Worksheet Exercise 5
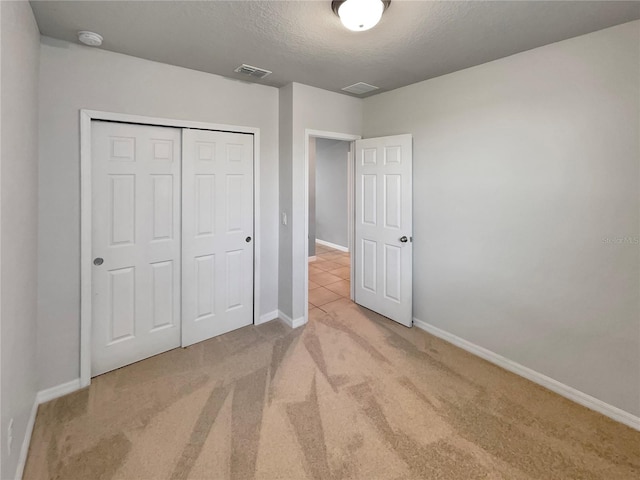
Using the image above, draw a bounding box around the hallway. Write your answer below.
[309,244,351,312]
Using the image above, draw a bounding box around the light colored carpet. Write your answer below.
[24,248,639,479]
[25,302,639,479]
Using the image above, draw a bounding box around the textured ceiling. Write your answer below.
[30,1,640,97]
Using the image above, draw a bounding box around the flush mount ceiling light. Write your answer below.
[332,0,390,32]
[77,31,103,47]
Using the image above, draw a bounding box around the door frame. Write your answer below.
[304,129,361,324]
[80,109,261,387]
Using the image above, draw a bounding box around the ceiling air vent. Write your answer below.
[341,82,379,95]
[234,64,272,79]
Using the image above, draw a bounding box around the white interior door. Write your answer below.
[181,129,254,346]
[354,134,413,326]
[91,121,181,376]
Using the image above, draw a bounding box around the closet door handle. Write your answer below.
[246,236,252,243]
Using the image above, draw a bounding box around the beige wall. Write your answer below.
[1,1,40,478]
[38,37,279,390]
[279,83,362,321]
[363,21,640,415]
[278,84,294,318]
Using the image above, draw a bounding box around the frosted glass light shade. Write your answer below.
[338,0,385,32]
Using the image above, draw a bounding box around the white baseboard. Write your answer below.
[278,310,306,329]
[308,256,317,262]
[256,310,279,325]
[291,317,306,328]
[36,378,82,404]
[316,239,349,253]
[412,318,640,431]
[14,398,39,480]
[16,378,83,479]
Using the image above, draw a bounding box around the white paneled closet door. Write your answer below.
[181,129,254,347]
[355,134,413,327]
[91,121,182,376]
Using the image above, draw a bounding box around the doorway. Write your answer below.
[308,136,353,312]
[300,129,361,323]
[303,130,414,327]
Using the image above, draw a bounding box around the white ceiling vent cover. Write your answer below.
[234,64,272,79]
[342,82,379,95]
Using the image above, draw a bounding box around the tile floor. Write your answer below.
[308,243,351,313]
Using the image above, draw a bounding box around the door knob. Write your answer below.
[399,236,408,243]
[93,257,104,266]
[246,236,252,243]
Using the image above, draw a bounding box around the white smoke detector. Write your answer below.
[78,31,103,47]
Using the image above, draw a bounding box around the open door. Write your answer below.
[354,134,413,326]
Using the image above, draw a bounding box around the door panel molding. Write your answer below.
[355,134,413,326]
[80,109,261,387]
[92,122,182,376]
[181,129,254,346]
